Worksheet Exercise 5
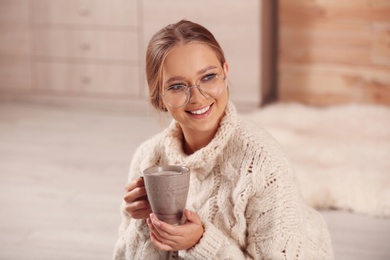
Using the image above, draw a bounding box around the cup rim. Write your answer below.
[143,165,190,176]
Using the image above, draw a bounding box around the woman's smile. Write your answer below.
[186,104,213,118]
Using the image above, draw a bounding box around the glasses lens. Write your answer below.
[199,74,226,98]
[163,85,189,108]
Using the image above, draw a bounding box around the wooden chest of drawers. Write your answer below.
[32,0,140,98]
[0,0,32,91]
[0,0,142,98]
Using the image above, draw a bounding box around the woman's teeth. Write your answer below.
[190,105,210,115]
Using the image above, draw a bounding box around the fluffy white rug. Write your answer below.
[244,103,390,218]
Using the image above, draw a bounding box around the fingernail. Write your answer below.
[152,217,160,226]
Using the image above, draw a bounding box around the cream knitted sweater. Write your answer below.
[113,102,334,259]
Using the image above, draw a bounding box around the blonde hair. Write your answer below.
[146,20,226,112]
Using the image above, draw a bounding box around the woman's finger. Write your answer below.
[124,177,144,192]
[150,231,173,251]
[124,199,150,213]
[124,186,147,203]
[149,214,180,238]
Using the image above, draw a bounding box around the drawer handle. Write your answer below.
[78,7,91,17]
[80,76,91,84]
[79,41,91,51]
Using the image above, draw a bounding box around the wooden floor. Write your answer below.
[1,99,389,259]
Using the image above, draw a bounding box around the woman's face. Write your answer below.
[161,43,229,139]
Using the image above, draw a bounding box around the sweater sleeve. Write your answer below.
[245,156,334,259]
[113,137,169,260]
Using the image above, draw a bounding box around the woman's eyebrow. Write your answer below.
[197,65,217,75]
[164,65,218,85]
[164,76,185,85]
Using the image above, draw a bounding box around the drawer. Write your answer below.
[33,0,138,27]
[0,0,30,25]
[0,57,31,90]
[35,61,140,96]
[0,26,31,57]
[34,29,138,61]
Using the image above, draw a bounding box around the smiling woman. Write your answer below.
[113,20,334,260]
[161,43,229,154]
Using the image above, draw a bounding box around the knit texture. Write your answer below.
[113,102,334,259]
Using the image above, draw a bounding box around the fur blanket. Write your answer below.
[244,103,390,218]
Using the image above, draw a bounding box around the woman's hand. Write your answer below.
[123,177,152,219]
[147,209,204,251]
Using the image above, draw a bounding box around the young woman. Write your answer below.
[113,20,333,259]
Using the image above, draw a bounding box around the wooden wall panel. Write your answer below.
[278,0,390,106]
[279,64,390,105]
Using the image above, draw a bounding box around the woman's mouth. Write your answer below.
[189,105,211,115]
[186,104,213,118]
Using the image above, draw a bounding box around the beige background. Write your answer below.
[0,0,262,109]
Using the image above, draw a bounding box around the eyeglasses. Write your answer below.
[161,72,227,108]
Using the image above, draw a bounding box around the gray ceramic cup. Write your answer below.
[143,165,190,225]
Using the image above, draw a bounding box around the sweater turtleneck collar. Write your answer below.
[161,101,238,180]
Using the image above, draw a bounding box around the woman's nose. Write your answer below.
[188,86,206,103]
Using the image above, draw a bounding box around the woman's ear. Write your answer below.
[223,62,229,77]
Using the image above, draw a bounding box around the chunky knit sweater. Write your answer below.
[113,102,334,259]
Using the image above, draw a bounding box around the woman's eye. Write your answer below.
[202,73,217,82]
[167,84,186,91]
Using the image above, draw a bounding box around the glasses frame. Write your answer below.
[161,73,227,108]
